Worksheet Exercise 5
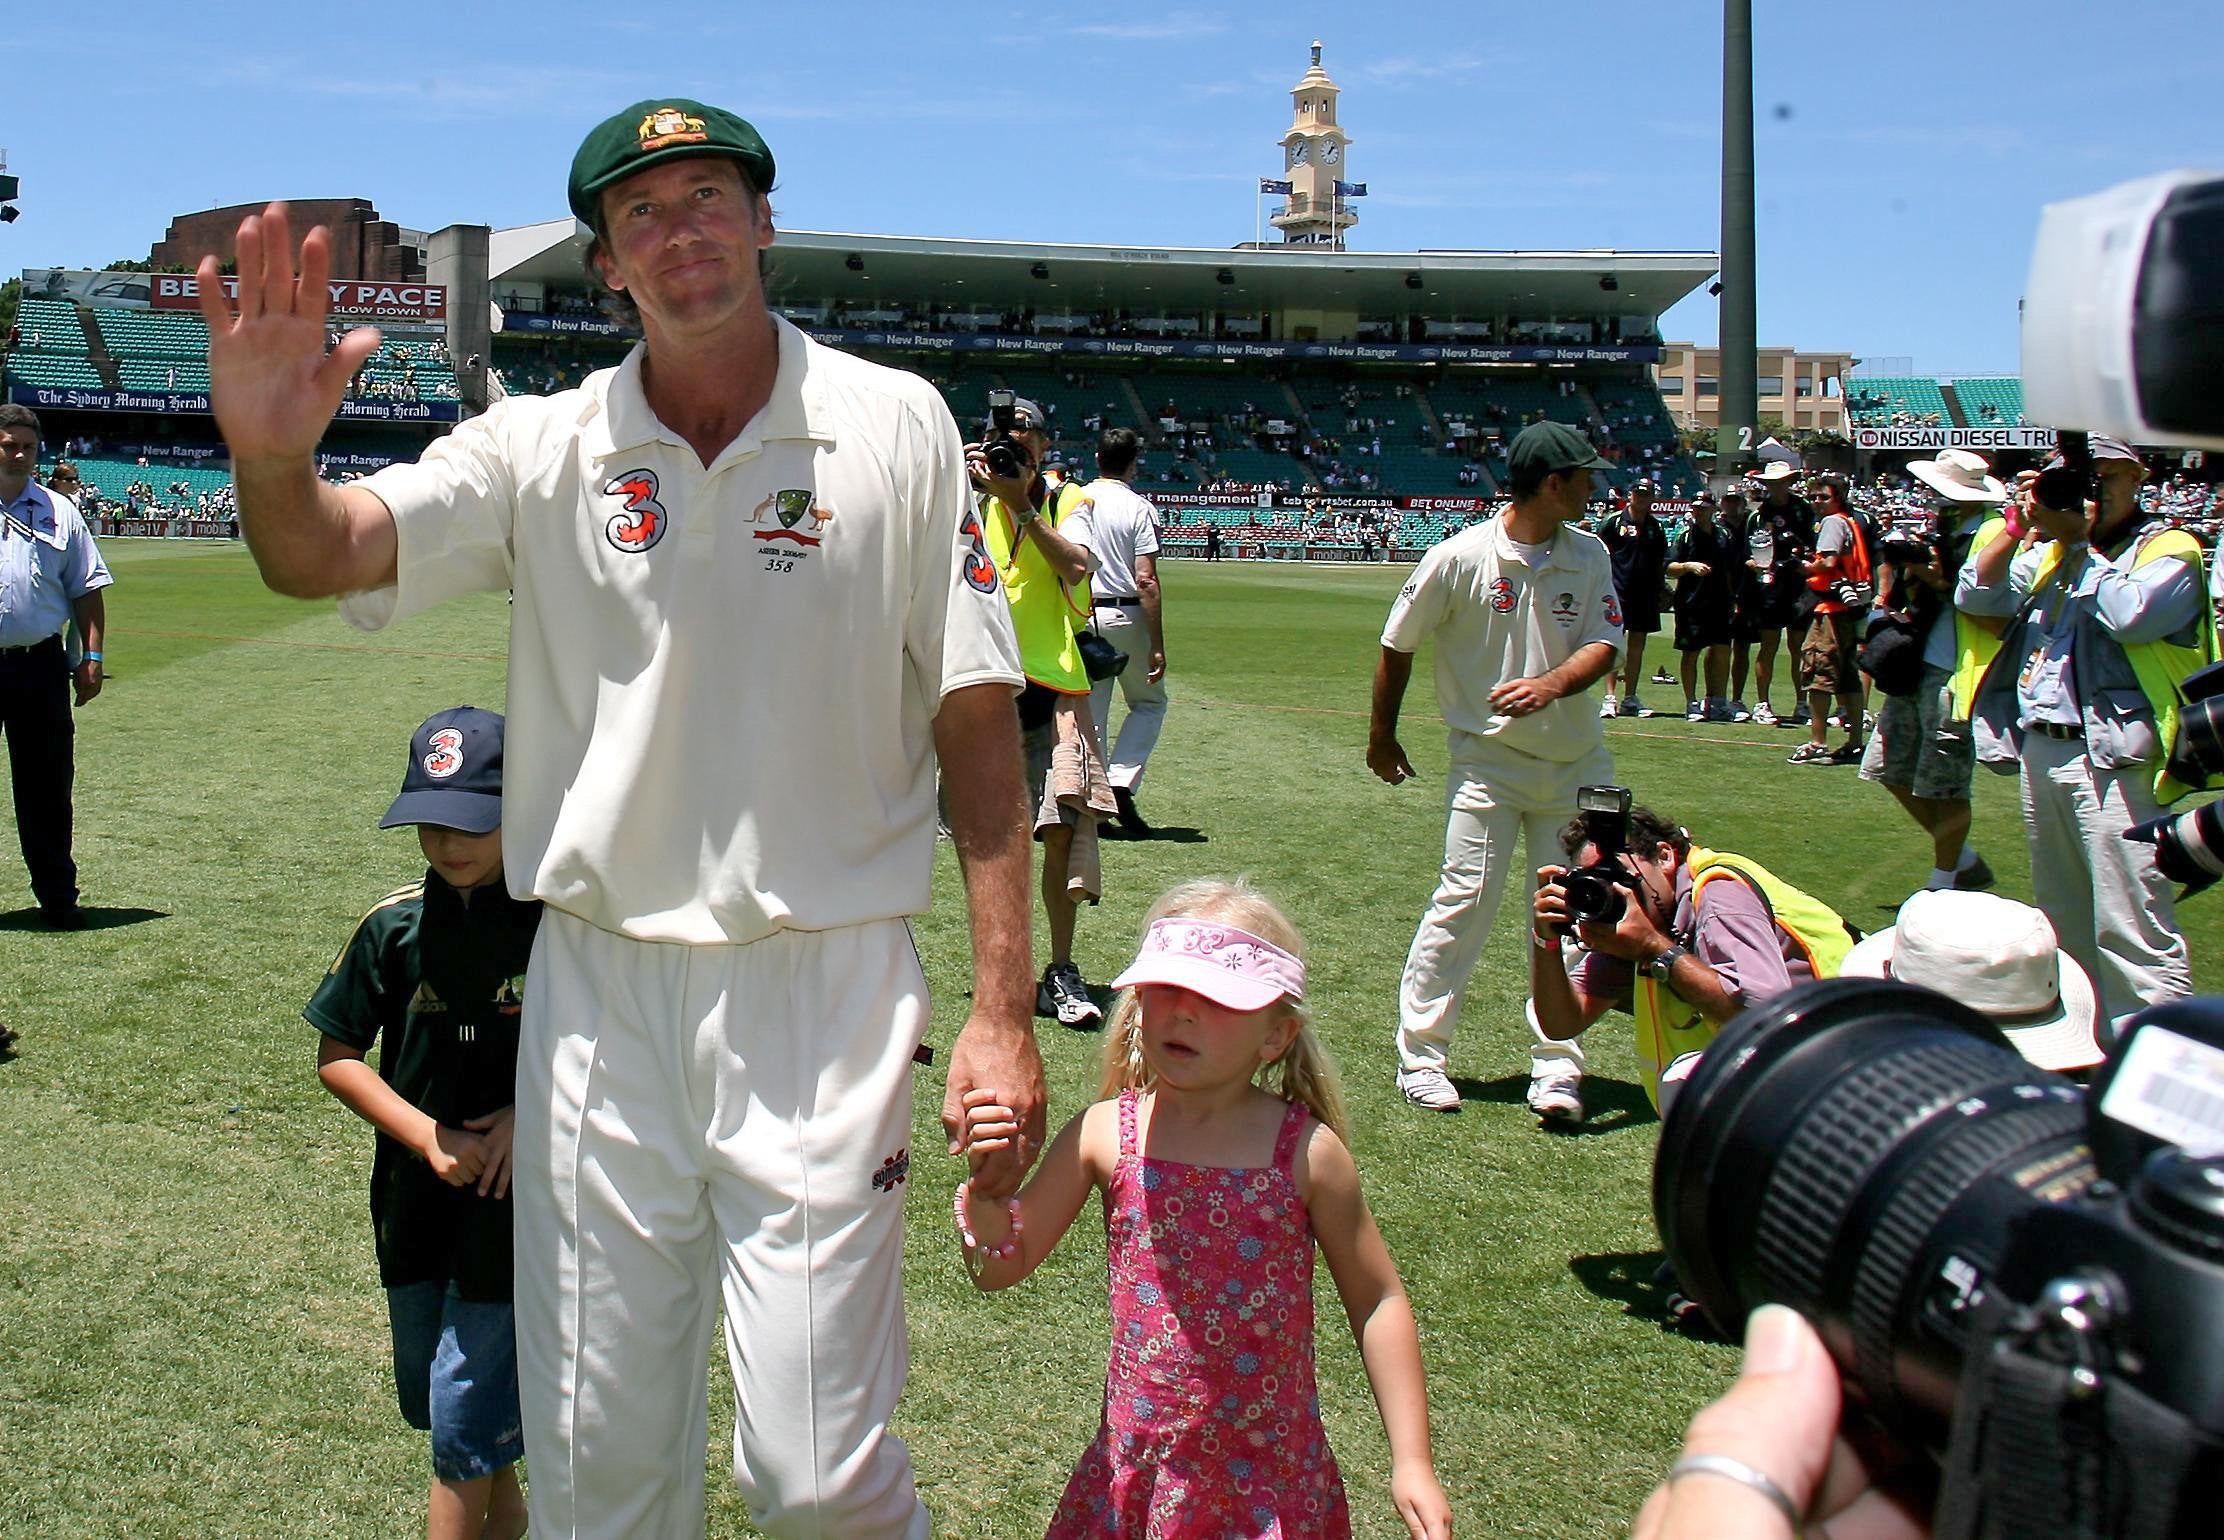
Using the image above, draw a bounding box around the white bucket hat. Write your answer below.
[1840,890,2101,1071]
[1907,448,2008,504]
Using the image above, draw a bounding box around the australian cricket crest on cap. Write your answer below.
[603,469,669,553]
[637,106,709,152]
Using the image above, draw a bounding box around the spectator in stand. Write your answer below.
[1597,482,1670,720]
[1859,450,2002,894]
[1788,474,1872,765]
[1728,463,1814,724]
[1670,490,1739,722]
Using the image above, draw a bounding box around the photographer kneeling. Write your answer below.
[1528,794,1855,1113]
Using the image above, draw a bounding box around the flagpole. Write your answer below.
[1256,181,1262,249]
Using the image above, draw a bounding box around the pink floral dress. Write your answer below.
[1045,1090,1351,1539]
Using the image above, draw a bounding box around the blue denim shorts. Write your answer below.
[386,1282,524,1481]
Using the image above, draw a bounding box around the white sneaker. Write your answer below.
[1729,699,1752,723]
[1684,699,1705,722]
[1751,701,1777,726]
[1599,694,1620,720]
[1398,1066,1462,1112]
[1526,1072,1585,1123]
[1619,694,1648,718]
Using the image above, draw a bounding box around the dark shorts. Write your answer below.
[388,1282,524,1481]
[1798,611,1863,695]
[1675,608,1732,653]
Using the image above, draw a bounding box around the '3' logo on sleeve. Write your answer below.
[604,469,669,553]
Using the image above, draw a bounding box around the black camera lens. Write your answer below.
[984,439,1024,480]
[1654,979,2093,1445]
[2127,799,2224,893]
[1561,866,1627,926]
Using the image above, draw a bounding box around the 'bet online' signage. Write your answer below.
[151,273,447,323]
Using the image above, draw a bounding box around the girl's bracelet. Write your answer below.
[953,1179,1023,1262]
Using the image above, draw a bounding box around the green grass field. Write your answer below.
[3,544,2214,1539]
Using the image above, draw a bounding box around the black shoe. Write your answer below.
[1112,786,1150,837]
[1042,962,1104,1030]
[40,904,86,931]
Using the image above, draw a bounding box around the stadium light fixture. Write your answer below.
[1404,273,1423,290]
[1030,262,1050,279]
[1216,268,1235,285]
[1598,274,1619,292]
[845,253,865,272]
[0,205,17,224]
[1707,280,1724,296]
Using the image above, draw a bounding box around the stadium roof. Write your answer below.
[488,221,1717,320]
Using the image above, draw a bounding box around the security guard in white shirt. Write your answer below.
[1369,421,1621,1119]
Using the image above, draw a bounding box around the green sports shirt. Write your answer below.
[305,873,542,1300]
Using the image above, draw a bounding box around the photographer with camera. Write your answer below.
[1956,433,2216,1034]
[969,392,1113,1030]
[1856,451,2005,895]
[1528,792,1855,1113]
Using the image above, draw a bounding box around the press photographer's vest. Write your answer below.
[1948,523,2217,803]
[981,480,1094,695]
[1632,848,1855,1110]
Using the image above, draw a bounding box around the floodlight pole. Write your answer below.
[1717,0,1758,482]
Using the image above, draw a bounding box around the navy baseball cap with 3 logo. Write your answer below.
[382,706,507,833]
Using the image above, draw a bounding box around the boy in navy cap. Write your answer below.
[307,706,542,1540]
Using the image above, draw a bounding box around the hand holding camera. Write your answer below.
[970,387,1042,512]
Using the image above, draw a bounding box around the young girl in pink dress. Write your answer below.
[957,878,1453,1540]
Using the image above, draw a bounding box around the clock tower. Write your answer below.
[1269,41,1356,248]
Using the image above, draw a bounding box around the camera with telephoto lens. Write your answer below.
[1558,784,1644,930]
[1656,977,2224,1540]
[982,389,1033,482]
[2032,429,2097,520]
[2121,662,2224,894]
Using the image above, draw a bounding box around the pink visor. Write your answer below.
[1110,917,1307,1011]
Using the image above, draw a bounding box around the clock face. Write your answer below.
[1287,141,1309,167]
[1322,142,1342,165]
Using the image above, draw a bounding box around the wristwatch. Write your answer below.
[1644,943,1689,982]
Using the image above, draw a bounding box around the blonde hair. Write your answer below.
[1098,876,1349,1143]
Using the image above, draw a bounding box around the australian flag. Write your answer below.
[1259,177,1294,195]
[1333,180,1368,197]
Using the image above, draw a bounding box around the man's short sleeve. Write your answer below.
[1816,514,1850,557]
[1567,944,1635,1014]
[61,506,113,599]
[905,393,1024,703]
[1690,876,1794,1008]
[337,409,522,632]
[1577,547,1625,652]
[1134,496,1161,558]
[1382,544,1452,651]
[304,905,400,1053]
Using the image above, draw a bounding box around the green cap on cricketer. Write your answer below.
[568,99,777,227]
[1506,420,1609,478]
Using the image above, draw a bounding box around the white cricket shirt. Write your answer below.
[342,318,1024,944]
[1074,476,1160,602]
[1381,514,1622,763]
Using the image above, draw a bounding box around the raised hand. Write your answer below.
[198,202,384,464]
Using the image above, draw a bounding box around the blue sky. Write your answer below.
[4,1,2217,373]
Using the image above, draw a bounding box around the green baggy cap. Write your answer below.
[1507,421,1610,478]
[568,99,776,226]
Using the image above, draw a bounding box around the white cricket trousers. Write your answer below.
[2021,732,2192,1036]
[1398,740,1613,1078]
[515,909,932,1540]
[1086,602,1169,792]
